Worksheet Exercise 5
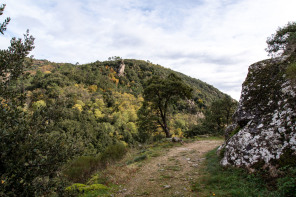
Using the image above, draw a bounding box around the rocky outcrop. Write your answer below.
[117,59,125,77]
[219,55,296,175]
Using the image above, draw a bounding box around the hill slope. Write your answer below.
[18,58,229,156]
[29,58,226,108]
[1,57,230,195]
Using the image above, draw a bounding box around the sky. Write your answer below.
[1,0,296,100]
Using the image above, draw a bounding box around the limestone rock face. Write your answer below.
[117,60,125,77]
[220,55,296,174]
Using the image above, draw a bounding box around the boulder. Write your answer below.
[220,55,296,175]
[172,137,183,143]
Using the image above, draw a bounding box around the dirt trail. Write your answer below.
[117,140,223,197]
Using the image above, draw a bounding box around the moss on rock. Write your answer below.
[220,55,296,176]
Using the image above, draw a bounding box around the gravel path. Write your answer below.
[117,140,223,197]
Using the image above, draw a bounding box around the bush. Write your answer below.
[126,154,147,164]
[184,125,207,137]
[63,142,127,185]
[277,166,296,196]
[63,156,101,183]
[65,183,108,196]
[286,62,296,81]
[100,142,127,163]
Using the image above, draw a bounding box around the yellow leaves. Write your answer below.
[117,134,124,140]
[76,100,85,106]
[120,141,128,147]
[138,96,144,102]
[73,104,83,112]
[72,100,85,112]
[110,67,116,74]
[114,78,119,85]
[44,71,51,74]
[173,128,183,138]
[1,180,5,184]
[1,99,8,108]
[94,109,104,119]
[125,122,138,134]
[32,100,46,110]
[88,85,98,93]
[39,64,55,73]
[108,73,119,85]
[94,98,105,111]
[128,110,138,122]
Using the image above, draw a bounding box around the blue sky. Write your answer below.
[1,0,296,100]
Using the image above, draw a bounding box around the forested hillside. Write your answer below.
[29,58,224,106]
[23,58,227,145]
[1,54,231,195]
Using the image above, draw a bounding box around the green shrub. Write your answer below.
[133,154,147,162]
[277,166,296,197]
[286,62,296,81]
[152,133,166,142]
[65,183,108,195]
[63,156,100,183]
[65,183,87,192]
[87,173,108,185]
[184,125,207,137]
[100,142,127,163]
[229,126,241,138]
[126,154,148,165]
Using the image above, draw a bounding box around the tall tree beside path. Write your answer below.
[139,73,193,138]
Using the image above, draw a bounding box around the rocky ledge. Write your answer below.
[219,55,296,176]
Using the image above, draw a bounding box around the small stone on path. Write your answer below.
[192,164,199,167]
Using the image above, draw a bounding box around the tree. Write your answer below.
[266,22,296,57]
[202,96,237,134]
[0,5,78,196]
[185,96,237,137]
[0,4,10,35]
[140,73,193,138]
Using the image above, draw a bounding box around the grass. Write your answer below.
[181,135,224,144]
[192,148,294,197]
[164,165,181,171]
[63,142,127,183]
[70,139,231,197]
[71,140,182,196]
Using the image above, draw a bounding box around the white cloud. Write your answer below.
[1,0,296,100]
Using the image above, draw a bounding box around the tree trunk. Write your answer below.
[163,123,171,138]
[158,103,172,138]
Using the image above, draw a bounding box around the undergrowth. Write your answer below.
[64,139,184,196]
[193,148,296,197]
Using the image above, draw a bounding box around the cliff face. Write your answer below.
[117,59,125,77]
[220,55,296,175]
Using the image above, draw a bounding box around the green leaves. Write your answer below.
[140,73,193,137]
[0,4,10,35]
[266,21,296,57]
